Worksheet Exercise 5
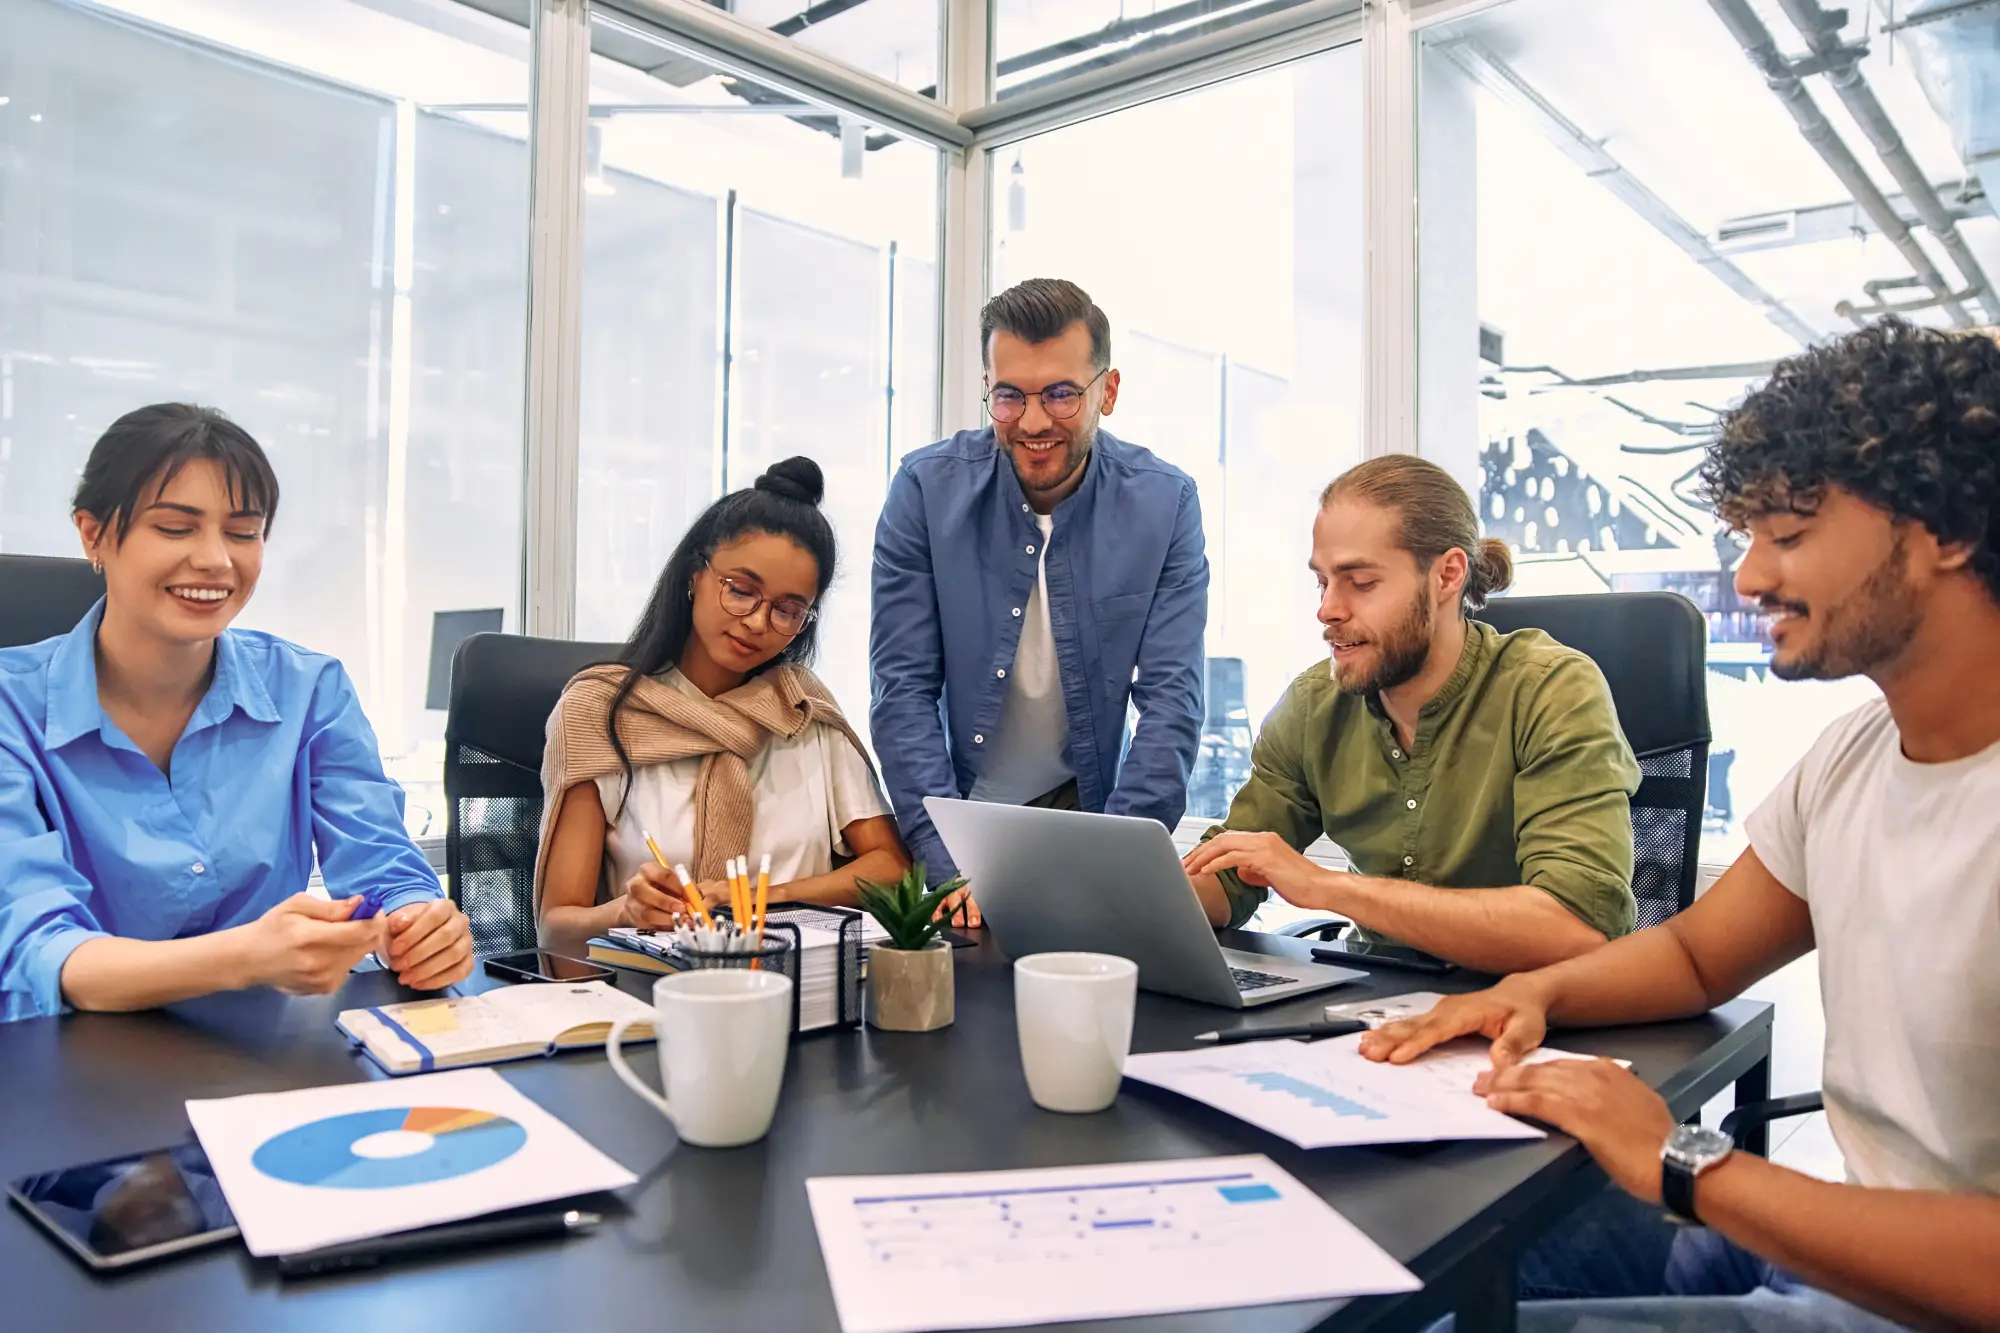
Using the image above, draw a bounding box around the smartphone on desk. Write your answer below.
[9,1140,238,1271]
[1310,937,1455,975]
[484,950,616,985]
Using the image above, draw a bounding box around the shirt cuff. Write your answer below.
[26,924,105,1018]
[375,885,444,917]
[1199,824,1267,929]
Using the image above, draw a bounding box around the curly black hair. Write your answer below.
[1700,316,2000,601]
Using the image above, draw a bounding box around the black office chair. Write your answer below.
[1279,591,1712,948]
[444,633,621,955]
[0,554,106,649]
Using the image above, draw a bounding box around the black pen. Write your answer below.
[276,1208,601,1278]
[1191,1019,1368,1046]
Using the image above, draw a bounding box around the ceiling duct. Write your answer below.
[1772,0,1994,322]
[1705,0,1978,326]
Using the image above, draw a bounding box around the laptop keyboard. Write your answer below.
[1230,966,1293,993]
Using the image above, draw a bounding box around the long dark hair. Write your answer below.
[604,456,835,808]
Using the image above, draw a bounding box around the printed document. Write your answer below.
[1123,1034,1617,1149]
[807,1154,1417,1333]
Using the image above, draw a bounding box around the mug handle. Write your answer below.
[606,1015,675,1122]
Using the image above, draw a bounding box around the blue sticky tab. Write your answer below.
[1218,1183,1281,1204]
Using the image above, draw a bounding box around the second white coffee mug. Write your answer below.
[606,969,793,1148]
[1014,952,1139,1114]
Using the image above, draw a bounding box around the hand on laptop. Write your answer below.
[932,886,982,929]
[1181,833,1327,906]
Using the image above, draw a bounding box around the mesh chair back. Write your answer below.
[1476,592,1711,928]
[444,633,622,955]
[0,555,105,649]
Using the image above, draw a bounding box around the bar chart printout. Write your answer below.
[807,1154,1419,1333]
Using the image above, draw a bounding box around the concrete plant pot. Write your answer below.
[867,941,955,1032]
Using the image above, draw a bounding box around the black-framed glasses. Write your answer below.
[706,562,817,636]
[985,369,1108,424]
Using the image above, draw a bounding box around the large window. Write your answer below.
[576,14,944,742]
[989,46,1364,822]
[1415,0,2000,864]
[0,0,535,837]
[994,1,1327,100]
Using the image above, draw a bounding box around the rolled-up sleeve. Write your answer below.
[1513,656,1641,938]
[306,664,441,916]
[0,739,105,1021]
[1205,676,1326,929]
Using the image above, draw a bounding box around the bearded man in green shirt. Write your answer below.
[1182,455,1640,972]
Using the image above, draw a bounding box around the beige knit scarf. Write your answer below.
[534,662,870,905]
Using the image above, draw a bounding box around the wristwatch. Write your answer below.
[1660,1123,1734,1224]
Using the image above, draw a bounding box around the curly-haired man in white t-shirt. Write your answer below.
[1376,315,2000,1333]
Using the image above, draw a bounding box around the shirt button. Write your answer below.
[1026,544,1036,555]
[997,669,1007,679]
[1391,749,1403,760]
[1406,799,1418,810]
[1012,607,1022,618]
[1021,503,1030,512]
[973,734,985,744]
[1403,856,1414,867]
[191,862,206,875]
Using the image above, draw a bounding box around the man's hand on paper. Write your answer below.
[1180,832,1327,906]
[1357,980,1550,1068]
[1473,1057,1675,1204]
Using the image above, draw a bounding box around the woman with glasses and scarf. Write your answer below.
[535,458,909,952]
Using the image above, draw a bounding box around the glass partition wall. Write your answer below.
[8,0,1984,887]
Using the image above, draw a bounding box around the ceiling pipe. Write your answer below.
[1771,0,1994,321]
[1704,0,1975,327]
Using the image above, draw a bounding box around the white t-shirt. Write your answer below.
[1746,699,2000,1195]
[970,512,1074,805]
[594,669,889,898]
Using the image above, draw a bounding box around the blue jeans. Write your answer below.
[1431,1186,1911,1332]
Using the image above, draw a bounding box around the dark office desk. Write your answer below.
[1,931,1772,1333]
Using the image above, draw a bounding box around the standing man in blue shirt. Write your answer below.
[870,279,1209,917]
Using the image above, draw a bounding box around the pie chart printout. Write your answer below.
[251,1107,528,1190]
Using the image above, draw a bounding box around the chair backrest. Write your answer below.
[1475,592,1711,929]
[0,555,105,650]
[444,633,622,955]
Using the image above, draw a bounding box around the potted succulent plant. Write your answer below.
[855,862,965,1033]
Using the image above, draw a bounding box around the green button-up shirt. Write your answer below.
[1211,620,1640,937]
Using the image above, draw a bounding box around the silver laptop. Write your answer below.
[923,798,1364,1009]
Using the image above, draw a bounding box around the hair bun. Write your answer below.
[754,456,825,506]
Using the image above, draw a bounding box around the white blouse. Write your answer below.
[594,668,889,899]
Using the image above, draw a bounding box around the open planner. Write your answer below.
[336,981,655,1075]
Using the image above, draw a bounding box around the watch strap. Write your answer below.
[1661,1155,1700,1223]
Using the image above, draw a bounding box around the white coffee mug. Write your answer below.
[606,969,793,1148]
[1014,952,1139,1114]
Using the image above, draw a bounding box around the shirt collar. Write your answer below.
[42,601,280,750]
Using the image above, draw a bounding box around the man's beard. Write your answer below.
[1006,420,1094,498]
[1766,533,1920,681]
[1332,586,1435,697]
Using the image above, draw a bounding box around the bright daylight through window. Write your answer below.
[1417,0,1999,868]
[990,45,1363,837]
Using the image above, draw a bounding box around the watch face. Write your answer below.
[1664,1123,1734,1169]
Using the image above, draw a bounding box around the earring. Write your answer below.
[90,559,103,575]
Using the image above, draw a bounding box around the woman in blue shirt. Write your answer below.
[0,404,473,1020]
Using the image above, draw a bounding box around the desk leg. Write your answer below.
[1734,1053,1772,1157]
[1453,1249,1517,1333]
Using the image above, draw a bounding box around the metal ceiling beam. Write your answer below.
[593,0,971,148]
[1438,39,1822,346]
[1714,181,1991,252]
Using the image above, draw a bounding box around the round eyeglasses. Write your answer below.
[707,563,817,637]
[985,369,1108,424]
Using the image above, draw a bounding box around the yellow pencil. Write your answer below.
[644,831,709,925]
[730,856,750,931]
[753,853,772,942]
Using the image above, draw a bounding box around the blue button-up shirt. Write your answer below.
[870,427,1209,882]
[0,604,442,1020]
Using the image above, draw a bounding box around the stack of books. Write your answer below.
[588,907,889,1033]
